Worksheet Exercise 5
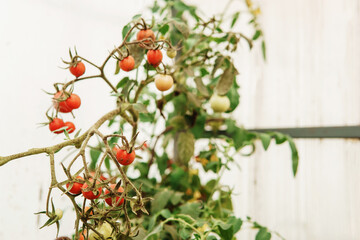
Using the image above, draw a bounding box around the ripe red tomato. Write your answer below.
[104,184,124,207]
[64,121,75,134]
[154,74,174,91]
[89,171,107,182]
[112,146,120,154]
[116,149,126,161]
[82,179,102,200]
[66,176,84,195]
[66,93,81,109]
[116,149,135,165]
[49,118,65,134]
[147,50,163,66]
[53,91,72,113]
[137,29,155,43]
[69,62,85,78]
[119,56,135,72]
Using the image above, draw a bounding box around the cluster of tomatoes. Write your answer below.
[48,62,85,134]
[119,28,175,92]
[66,175,124,206]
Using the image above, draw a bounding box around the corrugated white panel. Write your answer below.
[231,0,360,239]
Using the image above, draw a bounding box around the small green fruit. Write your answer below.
[210,94,230,112]
[166,49,177,59]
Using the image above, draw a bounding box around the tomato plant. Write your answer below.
[0,1,299,240]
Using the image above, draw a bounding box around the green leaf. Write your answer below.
[216,64,237,95]
[211,55,225,77]
[175,214,196,224]
[89,148,101,170]
[259,133,271,150]
[172,20,190,38]
[151,188,173,213]
[287,136,299,176]
[186,91,202,108]
[128,44,145,68]
[175,131,195,165]
[104,156,111,170]
[144,224,163,240]
[194,77,210,97]
[139,112,155,122]
[159,209,172,219]
[255,228,271,240]
[116,77,129,89]
[163,224,179,240]
[122,24,132,40]
[231,12,240,28]
[261,40,267,60]
[156,153,168,175]
[169,115,187,130]
[253,30,262,40]
[132,103,148,113]
[226,83,240,112]
[179,227,192,239]
[228,217,242,234]
[132,14,142,20]
[179,202,202,219]
[233,127,246,150]
[159,24,170,35]
[170,192,184,205]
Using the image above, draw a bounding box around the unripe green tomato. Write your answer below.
[166,49,177,59]
[55,208,63,220]
[89,222,113,240]
[210,94,230,112]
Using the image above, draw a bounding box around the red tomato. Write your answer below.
[136,29,155,43]
[119,56,135,72]
[117,150,135,165]
[53,91,72,113]
[69,61,85,78]
[64,121,75,134]
[112,146,120,154]
[66,176,84,195]
[147,50,163,66]
[81,179,102,200]
[104,184,124,207]
[66,93,81,109]
[89,171,107,182]
[116,149,126,162]
[49,118,65,134]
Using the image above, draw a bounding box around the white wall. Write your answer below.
[0,0,359,239]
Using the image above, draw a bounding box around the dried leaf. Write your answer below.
[194,77,209,97]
